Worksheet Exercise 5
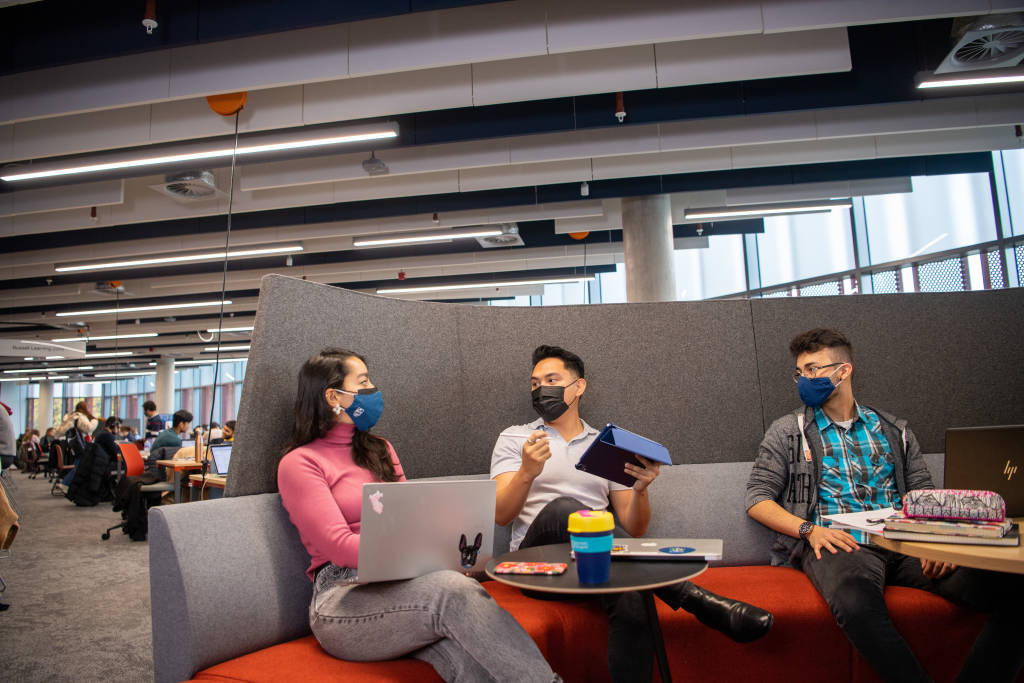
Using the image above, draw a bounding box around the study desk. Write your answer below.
[872,517,1024,575]
[155,460,203,504]
[188,473,226,501]
[485,542,708,683]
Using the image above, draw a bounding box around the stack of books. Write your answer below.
[882,511,1019,546]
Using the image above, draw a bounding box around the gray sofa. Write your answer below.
[149,456,946,683]
[148,275,1022,682]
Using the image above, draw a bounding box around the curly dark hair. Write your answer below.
[788,328,853,363]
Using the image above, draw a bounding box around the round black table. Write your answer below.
[485,543,707,683]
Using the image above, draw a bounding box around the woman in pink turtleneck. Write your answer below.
[277,348,559,683]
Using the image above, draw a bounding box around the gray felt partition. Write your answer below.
[227,275,1024,497]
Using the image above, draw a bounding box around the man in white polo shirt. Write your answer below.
[491,345,772,683]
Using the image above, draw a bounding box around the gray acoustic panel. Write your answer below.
[751,290,1024,454]
[228,275,460,495]
[454,299,764,474]
[229,276,764,495]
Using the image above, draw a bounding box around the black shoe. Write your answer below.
[673,582,773,643]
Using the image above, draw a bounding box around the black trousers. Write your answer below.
[520,496,686,683]
[800,543,1024,683]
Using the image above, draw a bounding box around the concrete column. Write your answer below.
[36,379,54,429]
[155,357,175,417]
[621,194,676,302]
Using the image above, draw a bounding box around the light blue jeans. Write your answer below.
[310,564,559,682]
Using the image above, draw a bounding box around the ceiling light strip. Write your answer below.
[56,246,302,273]
[684,200,853,220]
[205,326,254,333]
[51,332,158,342]
[202,345,250,352]
[93,371,157,378]
[56,300,232,317]
[82,351,133,358]
[916,67,1024,90]
[377,276,595,295]
[3,365,95,374]
[0,127,399,182]
[353,229,503,247]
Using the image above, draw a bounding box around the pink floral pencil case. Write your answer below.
[903,489,1005,522]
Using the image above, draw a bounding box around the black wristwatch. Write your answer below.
[798,521,815,540]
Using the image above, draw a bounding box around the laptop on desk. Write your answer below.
[945,425,1024,516]
[209,444,231,476]
[355,480,496,583]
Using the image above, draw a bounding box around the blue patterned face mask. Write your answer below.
[797,367,843,408]
[334,387,383,431]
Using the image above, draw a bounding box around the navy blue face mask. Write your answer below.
[797,367,844,408]
[334,387,383,431]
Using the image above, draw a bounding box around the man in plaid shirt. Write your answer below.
[746,328,1023,682]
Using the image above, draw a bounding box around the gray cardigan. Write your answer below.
[745,404,934,567]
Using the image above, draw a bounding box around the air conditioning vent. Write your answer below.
[476,223,524,248]
[936,14,1024,73]
[149,170,225,203]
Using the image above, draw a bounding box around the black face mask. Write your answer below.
[531,379,580,422]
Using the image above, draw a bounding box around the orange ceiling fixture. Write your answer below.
[207,92,248,116]
[568,232,590,240]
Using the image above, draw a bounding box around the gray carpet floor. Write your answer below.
[0,470,154,682]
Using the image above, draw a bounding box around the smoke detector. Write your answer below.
[362,152,389,176]
[935,14,1024,73]
[149,170,224,203]
[475,223,524,248]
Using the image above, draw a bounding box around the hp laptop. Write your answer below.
[611,538,722,561]
[209,444,232,476]
[944,425,1023,517]
[356,479,496,583]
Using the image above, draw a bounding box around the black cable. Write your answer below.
[201,112,241,482]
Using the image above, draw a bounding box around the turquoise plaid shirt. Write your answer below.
[814,404,897,544]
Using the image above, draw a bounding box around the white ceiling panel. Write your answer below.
[762,0,999,33]
[973,92,1024,125]
[545,0,764,54]
[0,50,171,124]
[0,124,13,160]
[874,126,1024,158]
[592,148,733,180]
[168,24,349,98]
[151,86,304,144]
[1,179,123,218]
[660,110,817,151]
[473,45,657,106]
[459,159,592,192]
[332,171,461,203]
[814,98,980,139]
[730,137,878,168]
[348,1,548,77]
[303,65,473,124]
[10,105,152,162]
[510,125,660,164]
[656,28,850,88]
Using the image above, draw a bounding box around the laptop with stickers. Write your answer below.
[356,479,496,583]
[611,538,722,561]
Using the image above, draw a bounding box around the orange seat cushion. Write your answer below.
[192,566,1007,683]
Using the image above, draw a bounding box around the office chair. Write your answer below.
[50,443,74,496]
[101,444,174,541]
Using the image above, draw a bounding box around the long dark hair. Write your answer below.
[282,348,398,482]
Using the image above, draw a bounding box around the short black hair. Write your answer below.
[143,400,157,412]
[172,410,193,428]
[225,420,236,430]
[789,328,853,363]
[106,416,121,430]
[532,345,584,379]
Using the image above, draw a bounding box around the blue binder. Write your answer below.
[575,423,672,488]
